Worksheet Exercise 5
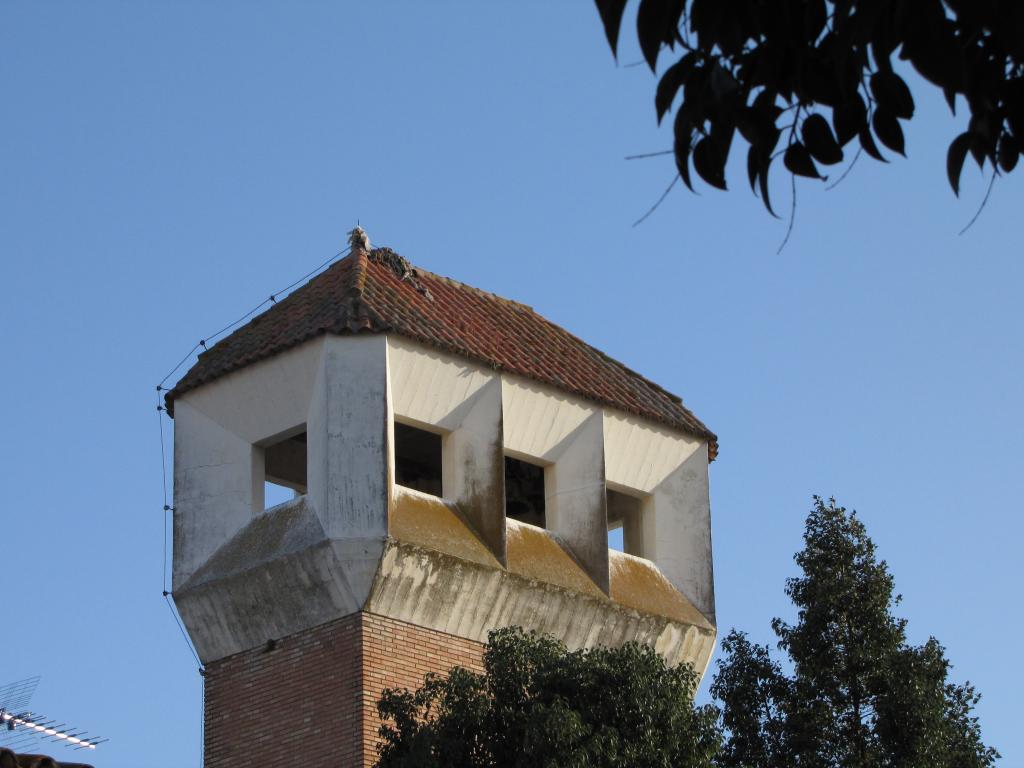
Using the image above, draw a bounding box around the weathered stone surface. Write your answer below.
[174,496,386,662]
[171,334,717,671]
[175,487,714,674]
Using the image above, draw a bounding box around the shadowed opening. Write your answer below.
[505,456,545,528]
[607,488,643,556]
[395,422,443,496]
[264,429,307,510]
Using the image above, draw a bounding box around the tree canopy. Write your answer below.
[595,1,1024,214]
[375,627,720,768]
[374,498,997,767]
[710,496,999,768]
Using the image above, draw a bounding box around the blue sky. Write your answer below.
[2,3,1021,766]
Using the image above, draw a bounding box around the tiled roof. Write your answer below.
[166,247,717,459]
[0,748,93,768]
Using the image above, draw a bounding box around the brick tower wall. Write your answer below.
[202,612,485,768]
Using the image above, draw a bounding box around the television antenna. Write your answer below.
[0,677,107,753]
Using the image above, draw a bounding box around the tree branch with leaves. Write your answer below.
[596,0,1023,216]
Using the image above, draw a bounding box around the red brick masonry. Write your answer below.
[203,612,485,767]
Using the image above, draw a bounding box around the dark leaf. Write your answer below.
[871,38,896,73]
[968,130,988,169]
[802,57,838,106]
[998,134,1019,173]
[690,0,721,47]
[833,94,867,146]
[859,123,887,161]
[947,132,971,195]
[757,154,779,217]
[802,113,844,165]
[710,61,740,101]
[693,136,728,189]
[656,53,696,123]
[673,104,693,144]
[737,106,759,145]
[747,90,783,152]
[1007,80,1024,137]
[872,109,905,155]
[675,136,695,191]
[752,88,779,118]
[637,0,681,71]
[710,119,736,166]
[594,0,629,56]
[903,0,960,87]
[783,142,822,179]
[1009,103,1024,145]
[680,64,709,125]
[870,71,915,119]
[803,0,827,43]
[944,86,957,114]
[673,110,695,190]
[746,145,760,192]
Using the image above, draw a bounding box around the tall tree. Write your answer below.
[710,496,998,768]
[375,627,721,768]
[595,1,1024,214]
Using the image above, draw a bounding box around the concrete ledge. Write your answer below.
[175,489,715,673]
[384,487,715,671]
[173,496,384,662]
[366,539,715,671]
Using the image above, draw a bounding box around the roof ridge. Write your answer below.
[348,246,370,297]
[166,240,717,459]
[398,259,535,313]
[341,247,382,333]
[368,247,435,301]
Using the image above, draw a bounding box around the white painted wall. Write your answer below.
[173,399,262,588]
[178,340,325,445]
[501,377,593,461]
[649,443,715,619]
[604,410,702,492]
[387,337,494,429]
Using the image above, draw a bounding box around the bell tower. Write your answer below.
[166,231,718,767]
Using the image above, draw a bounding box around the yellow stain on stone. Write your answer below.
[506,519,607,600]
[391,486,712,631]
[609,551,713,631]
[390,486,501,570]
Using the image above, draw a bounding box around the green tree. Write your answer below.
[594,1,1024,213]
[710,496,998,768]
[375,626,721,768]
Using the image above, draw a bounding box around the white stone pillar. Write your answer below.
[544,411,609,592]
[442,378,506,564]
[648,442,715,620]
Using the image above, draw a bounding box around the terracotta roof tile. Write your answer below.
[167,247,717,459]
